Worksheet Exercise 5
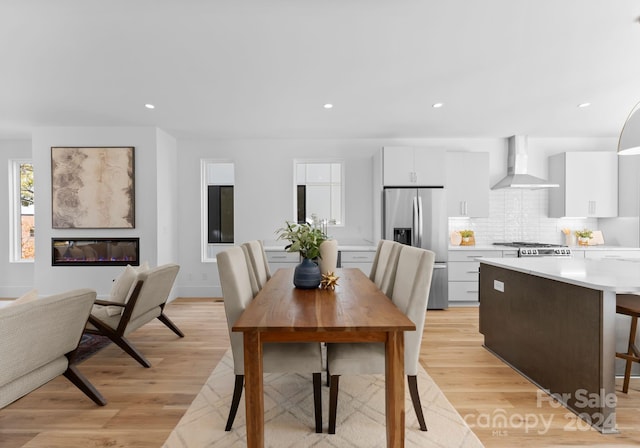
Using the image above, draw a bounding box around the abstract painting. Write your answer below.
[51,147,135,228]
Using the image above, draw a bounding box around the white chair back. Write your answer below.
[242,240,271,293]
[129,264,180,322]
[391,246,435,375]
[370,240,402,296]
[217,246,255,374]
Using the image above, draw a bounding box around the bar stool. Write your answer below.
[616,294,640,393]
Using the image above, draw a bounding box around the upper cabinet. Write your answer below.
[548,152,618,218]
[445,152,490,217]
[382,147,446,186]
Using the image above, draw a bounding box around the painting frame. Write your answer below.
[51,147,135,229]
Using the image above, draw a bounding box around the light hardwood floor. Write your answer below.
[0,300,638,447]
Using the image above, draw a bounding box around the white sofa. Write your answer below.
[0,289,106,408]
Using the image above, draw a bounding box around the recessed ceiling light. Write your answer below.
[578,102,591,108]
[145,103,155,109]
[432,103,444,108]
[323,103,333,109]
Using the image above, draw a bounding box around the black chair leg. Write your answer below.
[63,364,107,406]
[408,375,428,431]
[225,375,244,431]
[313,372,322,433]
[328,375,340,434]
[158,312,185,338]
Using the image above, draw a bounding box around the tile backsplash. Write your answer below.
[448,189,597,245]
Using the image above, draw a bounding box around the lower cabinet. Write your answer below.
[339,250,375,275]
[265,251,300,271]
[448,250,517,305]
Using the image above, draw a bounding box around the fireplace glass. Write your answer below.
[52,238,139,266]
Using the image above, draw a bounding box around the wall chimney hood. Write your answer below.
[491,136,559,189]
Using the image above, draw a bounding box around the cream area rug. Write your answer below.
[164,350,484,448]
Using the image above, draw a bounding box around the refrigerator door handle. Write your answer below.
[417,195,424,248]
[412,196,419,247]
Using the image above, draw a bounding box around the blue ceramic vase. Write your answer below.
[293,257,321,289]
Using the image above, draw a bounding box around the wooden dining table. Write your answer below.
[232,267,416,448]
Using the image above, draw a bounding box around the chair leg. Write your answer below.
[157,312,185,338]
[328,375,340,434]
[619,316,639,393]
[63,364,107,406]
[313,372,322,433]
[225,375,244,431]
[109,334,152,368]
[87,316,151,368]
[408,375,428,431]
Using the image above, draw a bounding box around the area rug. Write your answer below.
[72,333,112,364]
[163,350,483,448]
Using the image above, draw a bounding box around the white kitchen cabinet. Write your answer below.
[618,154,640,217]
[448,250,503,304]
[445,152,490,217]
[548,152,618,218]
[339,250,375,275]
[382,147,446,186]
[265,251,300,271]
[583,249,640,260]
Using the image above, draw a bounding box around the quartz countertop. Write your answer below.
[478,256,640,293]
[449,244,640,251]
[264,239,376,252]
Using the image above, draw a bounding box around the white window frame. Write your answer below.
[293,159,345,227]
[9,159,34,263]
[201,159,235,262]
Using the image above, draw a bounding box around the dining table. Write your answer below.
[232,267,416,448]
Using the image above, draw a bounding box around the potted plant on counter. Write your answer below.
[574,229,593,246]
[276,222,327,289]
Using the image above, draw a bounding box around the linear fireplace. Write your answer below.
[52,238,139,266]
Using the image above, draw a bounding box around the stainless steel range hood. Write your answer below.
[491,136,559,189]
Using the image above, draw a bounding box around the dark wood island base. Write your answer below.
[479,262,617,434]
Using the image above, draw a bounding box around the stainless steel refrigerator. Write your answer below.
[383,187,448,309]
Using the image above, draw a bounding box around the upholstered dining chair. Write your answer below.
[216,246,323,433]
[616,293,640,393]
[85,263,183,368]
[327,245,435,434]
[241,240,271,296]
[369,239,402,297]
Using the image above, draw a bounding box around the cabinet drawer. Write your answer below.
[341,262,373,275]
[449,261,480,281]
[266,251,300,263]
[340,251,375,263]
[448,250,502,262]
[448,281,479,302]
[584,250,640,260]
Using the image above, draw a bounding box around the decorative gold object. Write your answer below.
[320,272,339,290]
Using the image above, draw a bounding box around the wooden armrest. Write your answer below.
[94,299,125,307]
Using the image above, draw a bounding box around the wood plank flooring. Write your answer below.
[1,300,638,447]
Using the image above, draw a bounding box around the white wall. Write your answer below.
[0,133,628,298]
[0,140,34,297]
[31,127,169,296]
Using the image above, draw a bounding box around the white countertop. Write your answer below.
[264,239,376,252]
[449,244,640,251]
[479,257,640,293]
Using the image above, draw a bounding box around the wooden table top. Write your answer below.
[233,268,416,333]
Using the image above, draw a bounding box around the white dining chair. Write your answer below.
[216,246,323,433]
[241,240,271,296]
[369,239,402,297]
[327,245,435,434]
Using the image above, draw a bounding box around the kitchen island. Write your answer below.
[479,257,640,434]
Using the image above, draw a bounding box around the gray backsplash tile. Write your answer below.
[449,189,597,245]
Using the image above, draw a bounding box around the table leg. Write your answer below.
[385,330,405,448]
[244,330,264,448]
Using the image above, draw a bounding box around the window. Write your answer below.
[295,161,344,226]
[201,160,234,261]
[9,160,34,262]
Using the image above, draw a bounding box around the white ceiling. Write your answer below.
[1,0,640,140]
